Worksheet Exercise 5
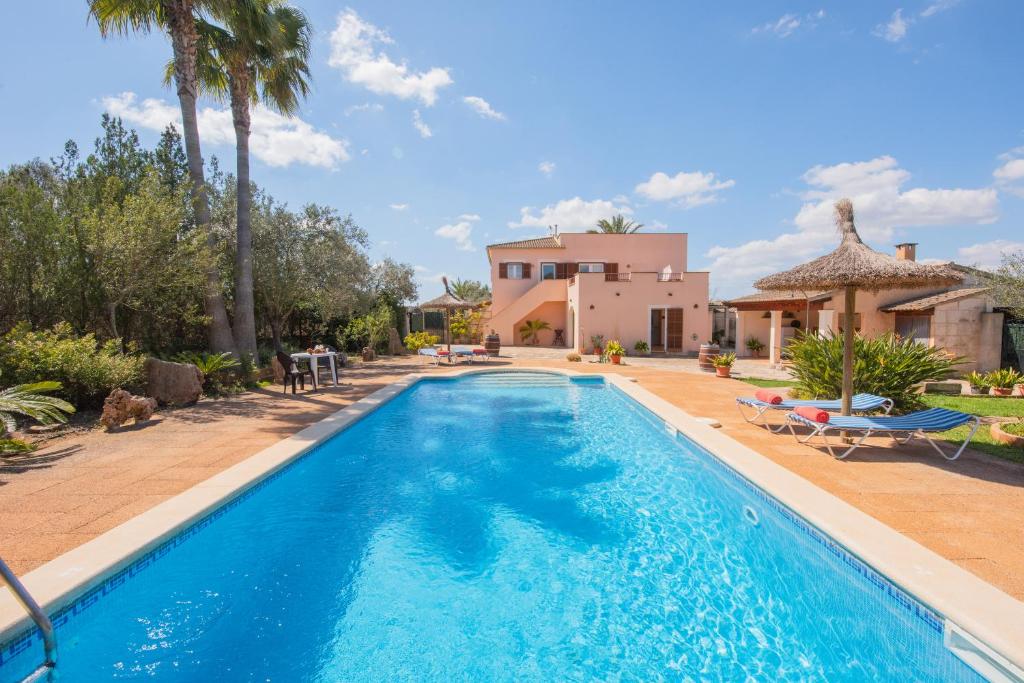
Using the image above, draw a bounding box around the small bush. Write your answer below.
[174,351,242,395]
[633,340,649,354]
[566,352,582,362]
[963,371,990,390]
[404,331,439,352]
[604,340,626,357]
[712,352,736,368]
[985,368,1023,389]
[786,331,961,413]
[0,323,145,409]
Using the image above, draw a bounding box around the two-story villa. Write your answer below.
[486,232,710,353]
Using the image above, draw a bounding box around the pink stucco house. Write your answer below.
[486,232,710,353]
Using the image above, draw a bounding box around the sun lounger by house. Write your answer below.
[736,391,893,432]
[418,348,443,366]
[452,346,490,363]
[786,407,980,461]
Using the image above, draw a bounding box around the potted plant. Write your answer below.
[712,352,736,378]
[985,368,1023,396]
[633,340,650,356]
[963,371,991,395]
[590,334,605,356]
[745,336,765,358]
[605,340,626,365]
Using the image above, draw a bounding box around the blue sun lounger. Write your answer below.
[736,393,893,432]
[786,407,980,461]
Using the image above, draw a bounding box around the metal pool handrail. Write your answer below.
[0,555,56,680]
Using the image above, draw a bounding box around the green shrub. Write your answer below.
[985,368,1023,389]
[604,340,626,357]
[566,352,582,362]
[963,371,991,391]
[785,331,961,413]
[174,351,242,395]
[633,340,649,354]
[712,352,736,368]
[404,331,439,352]
[0,323,145,409]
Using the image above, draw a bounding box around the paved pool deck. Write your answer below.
[1,355,1022,602]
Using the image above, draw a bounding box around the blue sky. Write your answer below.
[2,1,1023,298]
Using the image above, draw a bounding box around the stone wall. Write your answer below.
[931,296,1002,373]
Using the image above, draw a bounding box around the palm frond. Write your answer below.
[0,382,75,434]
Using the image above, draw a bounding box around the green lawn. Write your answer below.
[920,394,1024,463]
[739,378,797,389]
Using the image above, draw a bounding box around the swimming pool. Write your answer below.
[0,371,1000,680]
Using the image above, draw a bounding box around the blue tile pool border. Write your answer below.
[0,370,950,668]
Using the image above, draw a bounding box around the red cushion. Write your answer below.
[437,350,450,356]
[754,389,783,405]
[472,349,488,355]
[794,406,830,423]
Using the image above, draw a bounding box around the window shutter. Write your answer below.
[567,263,579,276]
[605,263,618,274]
[498,263,508,279]
[522,263,532,278]
[555,263,567,279]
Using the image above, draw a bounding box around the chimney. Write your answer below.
[895,242,917,261]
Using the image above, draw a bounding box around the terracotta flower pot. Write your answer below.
[716,366,731,378]
[610,355,621,365]
[992,387,1012,396]
[593,347,602,356]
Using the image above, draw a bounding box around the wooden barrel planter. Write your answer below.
[484,332,501,357]
[698,343,720,373]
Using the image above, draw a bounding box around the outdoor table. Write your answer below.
[290,352,339,386]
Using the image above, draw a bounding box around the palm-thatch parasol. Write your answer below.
[754,198,963,415]
[419,276,475,355]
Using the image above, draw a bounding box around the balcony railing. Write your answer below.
[604,272,631,282]
[656,273,683,282]
[568,271,684,284]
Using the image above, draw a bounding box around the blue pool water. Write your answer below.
[0,372,984,681]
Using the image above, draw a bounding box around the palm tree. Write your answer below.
[588,214,643,234]
[449,278,491,304]
[518,319,551,345]
[194,0,312,360]
[89,0,238,355]
[0,382,75,435]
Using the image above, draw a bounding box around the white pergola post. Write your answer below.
[818,309,835,337]
[769,310,783,368]
[734,311,746,356]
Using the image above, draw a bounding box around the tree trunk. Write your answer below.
[165,0,236,355]
[108,302,119,340]
[270,319,283,353]
[229,74,258,361]
[841,286,856,417]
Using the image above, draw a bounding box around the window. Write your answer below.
[577,262,604,273]
[506,262,524,279]
[896,314,931,344]
[541,263,556,280]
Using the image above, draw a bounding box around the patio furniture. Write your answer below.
[290,351,339,386]
[553,329,565,346]
[736,392,893,432]
[277,351,316,394]
[418,348,444,366]
[452,345,478,363]
[786,407,980,460]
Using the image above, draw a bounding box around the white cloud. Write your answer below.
[648,220,669,231]
[704,155,999,295]
[538,161,556,177]
[874,9,909,42]
[509,196,632,230]
[921,0,961,17]
[957,240,1024,269]
[328,9,453,106]
[751,10,824,38]
[463,96,506,121]
[994,147,1024,197]
[344,102,384,115]
[635,170,736,207]
[389,203,408,211]
[102,92,350,168]
[412,109,432,138]
[434,214,479,251]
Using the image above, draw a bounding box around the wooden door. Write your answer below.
[667,308,684,352]
[650,309,665,351]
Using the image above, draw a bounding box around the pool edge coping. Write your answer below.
[0,366,1021,679]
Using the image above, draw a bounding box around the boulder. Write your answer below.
[101,388,157,431]
[388,327,404,355]
[144,357,203,406]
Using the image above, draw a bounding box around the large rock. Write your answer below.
[388,327,404,355]
[144,357,203,406]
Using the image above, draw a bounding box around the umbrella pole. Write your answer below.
[842,286,856,417]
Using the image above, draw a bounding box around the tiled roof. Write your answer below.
[725,290,829,305]
[486,236,563,250]
[880,287,991,312]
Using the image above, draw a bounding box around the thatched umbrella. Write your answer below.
[419,277,475,355]
[754,198,963,415]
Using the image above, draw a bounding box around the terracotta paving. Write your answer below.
[1,356,1022,602]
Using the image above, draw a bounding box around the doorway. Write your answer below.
[650,307,684,353]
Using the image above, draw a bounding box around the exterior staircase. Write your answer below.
[488,279,567,341]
